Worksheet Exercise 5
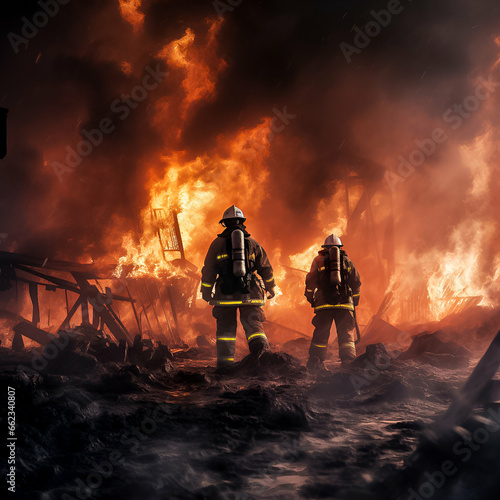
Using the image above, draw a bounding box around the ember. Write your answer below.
[2,1,500,499]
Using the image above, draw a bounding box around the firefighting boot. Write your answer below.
[340,359,353,369]
[247,332,270,360]
[216,336,236,370]
[307,356,329,374]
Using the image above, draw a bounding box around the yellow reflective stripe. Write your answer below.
[318,266,325,271]
[247,332,267,341]
[265,277,274,282]
[340,342,355,349]
[217,337,236,341]
[306,289,314,292]
[220,357,234,362]
[216,254,229,260]
[312,344,327,348]
[201,282,213,288]
[314,304,353,311]
[212,300,265,305]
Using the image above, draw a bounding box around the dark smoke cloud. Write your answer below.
[0,0,499,276]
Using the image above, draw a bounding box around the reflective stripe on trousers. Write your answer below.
[309,309,356,362]
[213,305,269,365]
[314,303,354,312]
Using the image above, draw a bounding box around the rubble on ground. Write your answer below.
[401,331,471,368]
[5,325,175,376]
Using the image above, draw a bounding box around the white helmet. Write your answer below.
[219,205,246,224]
[322,234,343,247]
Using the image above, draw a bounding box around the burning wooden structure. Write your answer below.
[0,251,134,348]
[0,250,197,351]
[397,281,483,325]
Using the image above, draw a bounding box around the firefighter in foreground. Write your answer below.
[305,234,361,370]
[201,206,276,368]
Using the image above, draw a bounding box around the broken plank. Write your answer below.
[13,322,57,346]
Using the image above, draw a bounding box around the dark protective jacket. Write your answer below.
[305,249,361,312]
[201,226,275,306]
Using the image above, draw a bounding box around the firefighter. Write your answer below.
[304,234,361,371]
[201,206,276,368]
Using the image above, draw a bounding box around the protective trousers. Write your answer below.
[212,305,270,367]
[309,309,356,362]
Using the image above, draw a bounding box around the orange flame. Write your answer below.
[118,0,144,31]
[115,118,274,278]
[157,19,226,118]
[112,18,500,335]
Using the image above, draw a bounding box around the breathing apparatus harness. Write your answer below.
[218,226,255,295]
[321,246,352,303]
[318,246,361,343]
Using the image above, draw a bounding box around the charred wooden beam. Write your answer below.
[13,322,57,346]
[81,299,90,325]
[72,273,134,345]
[167,286,182,343]
[172,210,185,262]
[134,282,155,335]
[15,276,71,292]
[14,265,135,302]
[16,264,81,293]
[58,296,85,331]
[432,329,500,436]
[0,251,98,274]
[145,281,165,337]
[154,282,176,343]
[367,329,500,498]
[126,283,142,334]
[12,330,24,351]
[28,282,40,325]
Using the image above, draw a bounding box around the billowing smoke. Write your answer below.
[1,0,500,327]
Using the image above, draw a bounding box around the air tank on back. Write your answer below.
[231,229,246,278]
[328,246,341,286]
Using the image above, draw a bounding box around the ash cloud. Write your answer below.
[0,0,499,276]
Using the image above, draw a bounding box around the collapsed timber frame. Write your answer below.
[0,251,188,350]
[0,251,135,347]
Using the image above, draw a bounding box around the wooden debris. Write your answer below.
[13,322,57,346]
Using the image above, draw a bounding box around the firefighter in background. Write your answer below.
[305,234,361,370]
[201,206,276,368]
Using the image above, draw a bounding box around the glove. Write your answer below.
[201,287,212,303]
[266,288,275,300]
[305,290,314,305]
[353,295,360,307]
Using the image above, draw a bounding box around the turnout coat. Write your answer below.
[201,227,275,306]
[305,249,361,312]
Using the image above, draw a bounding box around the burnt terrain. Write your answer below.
[2,322,500,500]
